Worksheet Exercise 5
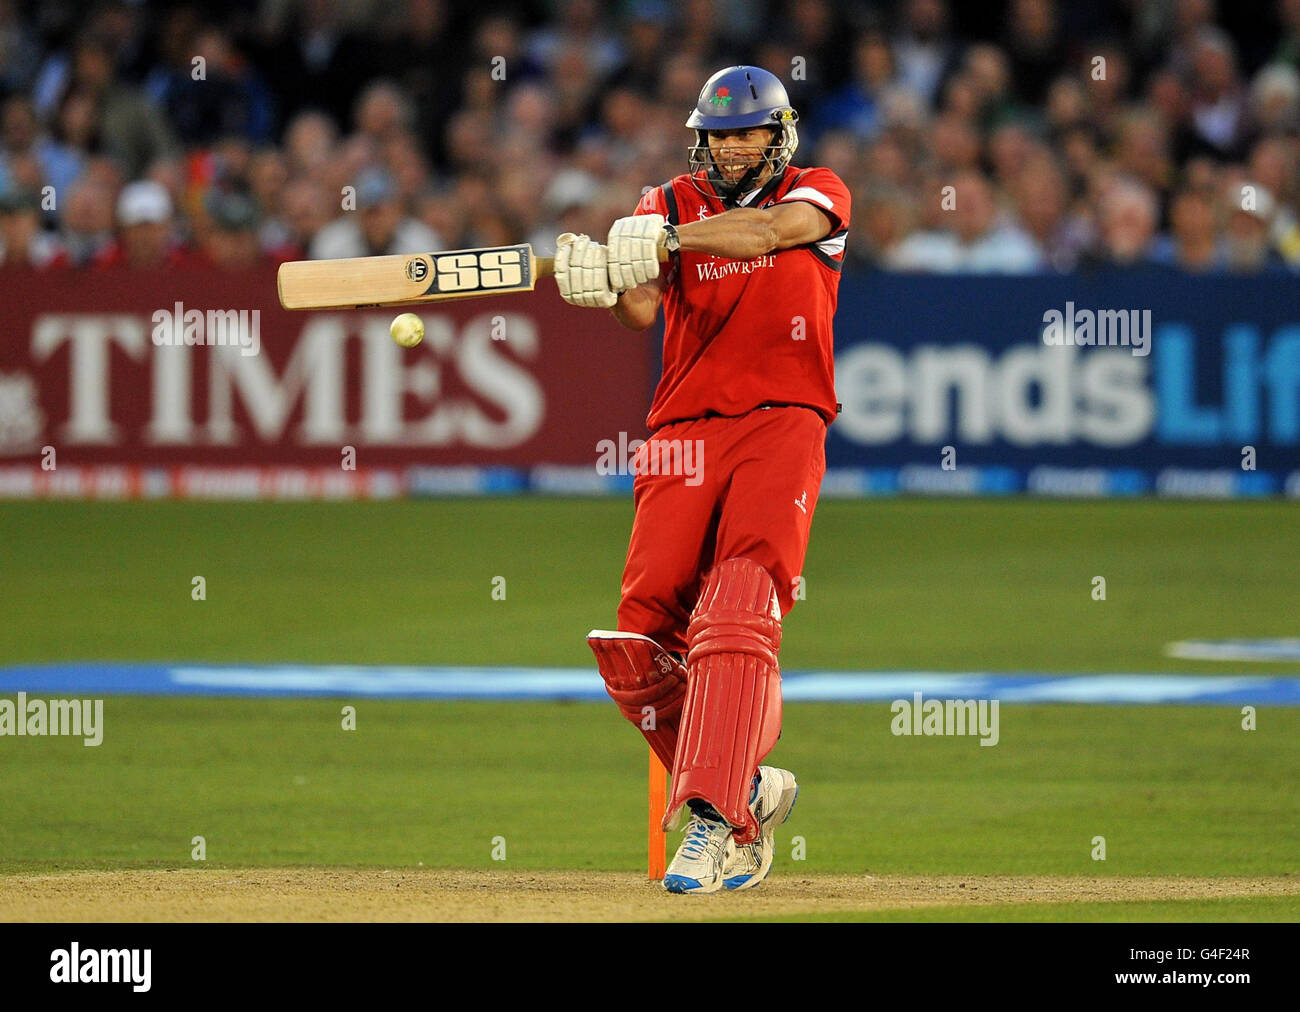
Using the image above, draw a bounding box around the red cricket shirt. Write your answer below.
[632,165,851,431]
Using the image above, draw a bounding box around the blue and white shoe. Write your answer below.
[662,809,733,894]
[722,766,799,891]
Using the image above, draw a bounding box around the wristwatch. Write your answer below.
[662,222,680,254]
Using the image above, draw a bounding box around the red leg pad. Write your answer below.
[587,630,686,772]
[664,557,783,844]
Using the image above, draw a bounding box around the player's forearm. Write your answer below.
[676,208,779,260]
[611,281,660,330]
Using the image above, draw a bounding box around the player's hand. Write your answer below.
[554,233,618,309]
[606,214,664,291]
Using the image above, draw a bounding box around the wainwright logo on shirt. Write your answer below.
[695,253,777,282]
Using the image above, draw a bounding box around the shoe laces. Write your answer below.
[680,815,725,859]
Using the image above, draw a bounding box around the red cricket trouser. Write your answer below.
[616,405,827,654]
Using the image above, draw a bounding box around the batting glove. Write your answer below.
[554,232,618,309]
[606,214,664,292]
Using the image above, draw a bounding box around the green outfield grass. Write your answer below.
[0,699,1296,884]
[1,499,1297,921]
[2,499,1299,671]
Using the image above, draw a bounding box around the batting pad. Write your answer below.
[587,630,687,772]
[664,557,784,844]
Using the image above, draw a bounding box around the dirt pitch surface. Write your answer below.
[2,869,1297,921]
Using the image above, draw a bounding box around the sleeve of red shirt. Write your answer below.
[776,167,851,235]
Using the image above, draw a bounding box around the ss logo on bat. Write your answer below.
[405,257,430,283]
[434,249,525,292]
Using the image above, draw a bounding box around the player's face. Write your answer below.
[707,127,776,185]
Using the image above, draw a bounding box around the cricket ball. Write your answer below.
[390,312,425,348]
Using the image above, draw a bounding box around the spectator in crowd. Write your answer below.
[370,0,461,164]
[1002,0,1065,107]
[526,0,624,79]
[0,96,37,193]
[854,183,915,269]
[58,178,115,267]
[143,155,187,220]
[612,3,670,94]
[0,0,41,93]
[200,191,266,270]
[0,95,81,208]
[62,33,177,181]
[810,131,862,185]
[929,112,982,174]
[1152,185,1225,271]
[1157,0,1217,78]
[582,85,653,173]
[1087,176,1161,269]
[1246,136,1300,264]
[963,44,1025,130]
[264,176,333,262]
[667,0,734,67]
[785,0,851,98]
[1015,154,1090,271]
[0,148,42,207]
[1249,62,1300,135]
[283,110,338,180]
[987,122,1042,192]
[0,187,63,268]
[309,167,441,260]
[812,30,897,141]
[248,148,288,224]
[416,184,469,252]
[41,90,99,199]
[890,170,1042,272]
[1223,183,1289,272]
[1145,67,1200,166]
[893,0,960,106]
[352,80,416,154]
[94,179,190,269]
[151,27,275,146]
[1045,74,1087,137]
[1081,42,1132,142]
[1057,121,1104,197]
[1187,29,1251,159]
[471,13,545,98]
[1115,109,1175,201]
[255,0,373,131]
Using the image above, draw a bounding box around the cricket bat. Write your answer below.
[277,241,667,311]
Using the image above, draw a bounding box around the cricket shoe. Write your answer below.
[722,766,799,891]
[662,807,734,894]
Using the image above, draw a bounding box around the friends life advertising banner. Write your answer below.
[826,270,1300,499]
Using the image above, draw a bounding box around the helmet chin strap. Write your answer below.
[709,158,787,209]
[708,162,763,208]
[704,129,784,208]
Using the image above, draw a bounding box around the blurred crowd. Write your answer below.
[0,0,1298,274]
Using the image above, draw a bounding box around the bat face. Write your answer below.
[277,243,540,310]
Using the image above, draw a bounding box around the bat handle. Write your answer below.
[535,243,668,282]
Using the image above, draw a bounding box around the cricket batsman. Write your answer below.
[555,66,850,893]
